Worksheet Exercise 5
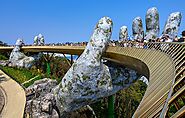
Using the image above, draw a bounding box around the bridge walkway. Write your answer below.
[0,70,26,118]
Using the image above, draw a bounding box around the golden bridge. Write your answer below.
[0,42,184,118]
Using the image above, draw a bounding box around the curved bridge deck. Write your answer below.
[106,47,175,118]
[0,42,184,117]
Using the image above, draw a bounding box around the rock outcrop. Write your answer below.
[8,39,35,68]
[25,78,59,118]
[132,17,144,41]
[119,26,128,42]
[25,78,97,118]
[162,12,182,39]
[0,60,8,66]
[145,7,160,41]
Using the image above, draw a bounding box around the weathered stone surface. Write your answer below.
[119,26,128,42]
[145,7,160,41]
[40,93,54,114]
[53,17,113,115]
[132,17,144,41]
[162,12,182,39]
[0,60,9,66]
[8,39,35,68]
[33,36,39,45]
[25,78,96,118]
[25,78,59,118]
[34,34,45,45]
[105,61,138,92]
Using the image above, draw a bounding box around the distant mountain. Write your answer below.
[0,40,7,46]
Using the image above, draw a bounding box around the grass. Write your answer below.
[0,54,69,88]
[0,49,69,89]
[0,53,43,87]
[0,65,42,86]
[0,65,63,88]
[0,53,8,60]
[22,75,43,88]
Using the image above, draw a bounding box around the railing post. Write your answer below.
[46,62,51,76]
[43,53,52,76]
[71,54,73,65]
[108,95,115,118]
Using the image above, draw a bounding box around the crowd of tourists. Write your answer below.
[45,42,88,46]
[115,30,185,48]
[1,30,184,47]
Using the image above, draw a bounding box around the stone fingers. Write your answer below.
[145,7,159,41]
[162,12,182,39]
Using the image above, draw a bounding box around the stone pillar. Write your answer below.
[119,26,128,42]
[132,17,144,42]
[145,7,160,41]
[162,12,182,39]
[33,36,39,45]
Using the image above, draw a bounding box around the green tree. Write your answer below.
[91,80,147,118]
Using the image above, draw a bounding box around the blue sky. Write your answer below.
[0,0,184,45]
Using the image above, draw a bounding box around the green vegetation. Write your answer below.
[0,41,41,86]
[34,54,71,83]
[114,80,147,118]
[0,54,8,60]
[0,65,41,84]
[22,75,42,88]
[91,80,147,118]
[0,53,71,87]
[167,94,185,117]
[0,41,8,60]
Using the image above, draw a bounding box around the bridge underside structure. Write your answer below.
[0,42,184,117]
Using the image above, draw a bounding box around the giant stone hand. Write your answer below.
[53,17,113,114]
[9,39,34,68]
[130,7,182,42]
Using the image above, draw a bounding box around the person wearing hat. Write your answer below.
[178,30,185,42]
